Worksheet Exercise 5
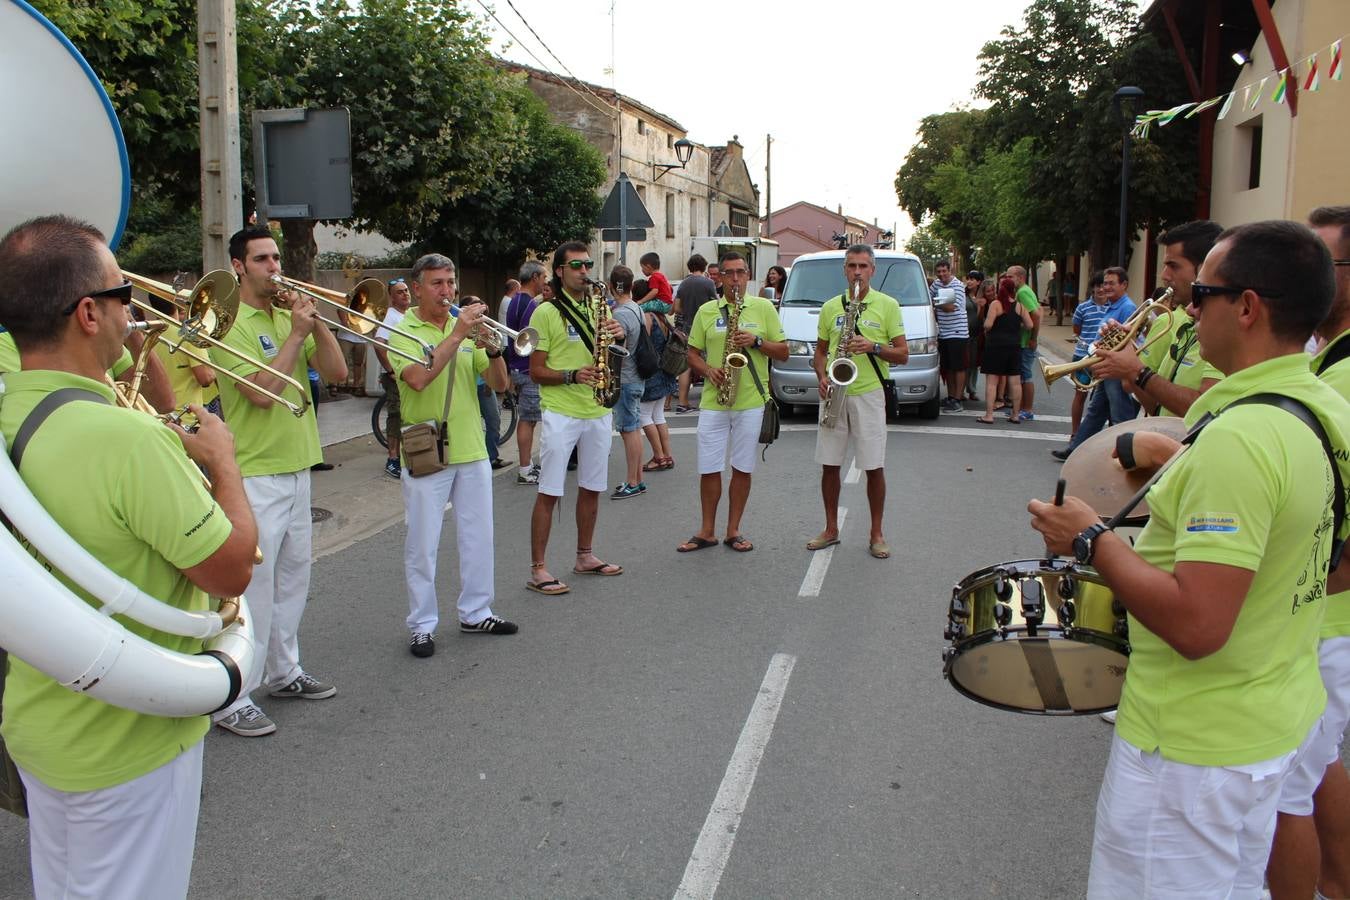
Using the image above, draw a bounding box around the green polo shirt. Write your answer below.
[388,308,489,466]
[0,332,132,379]
[1117,354,1350,766]
[817,291,905,396]
[152,340,205,411]
[0,370,230,791]
[531,291,609,420]
[689,295,785,412]
[1137,308,1222,417]
[1016,284,1038,348]
[1313,329,1350,639]
[209,303,320,477]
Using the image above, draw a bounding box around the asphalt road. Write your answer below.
[0,380,1342,899]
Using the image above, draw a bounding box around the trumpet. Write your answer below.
[1039,287,1175,392]
[447,303,539,356]
[268,274,434,369]
[121,270,311,417]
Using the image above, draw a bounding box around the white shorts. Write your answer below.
[814,388,887,470]
[1278,635,1350,815]
[537,408,612,496]
[639,399,666,428]
[697,407,764,475]
[1087,730,1306,899]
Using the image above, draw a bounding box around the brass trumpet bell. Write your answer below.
[181,270,239,341]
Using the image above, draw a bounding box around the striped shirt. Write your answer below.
[1072,299,1112,356]
[931,278,968,339]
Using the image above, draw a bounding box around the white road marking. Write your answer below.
[664,423,1066,441]
[798,507,846,598]
[844,460,861,484]
[943,409,1072,424]
[674,653,797,900]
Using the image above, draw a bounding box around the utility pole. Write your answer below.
[764,133,773,236]
[198,0,243,272]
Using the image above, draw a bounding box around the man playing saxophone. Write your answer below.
[677,252,787,554]
[0,215,258,900]
[525,241,628,596]
[808,244,907,560]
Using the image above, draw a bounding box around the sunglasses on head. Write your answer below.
[387,277,406,286]
[566,259,595,270]
[61,281,134,316]
[1189,281,1283,307]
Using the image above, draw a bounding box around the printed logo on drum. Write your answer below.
[1185,514,1240,534]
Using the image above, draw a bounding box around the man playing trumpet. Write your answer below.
[391,254,517,658]
[208,226,347,737]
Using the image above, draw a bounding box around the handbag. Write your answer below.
[400,355,458,478]
[744,358,780,447]
[657,314,689,376]
[865,352,901,419]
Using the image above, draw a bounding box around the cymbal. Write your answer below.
[1062,417,1189,519]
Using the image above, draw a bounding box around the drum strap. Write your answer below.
[9,388,109,469]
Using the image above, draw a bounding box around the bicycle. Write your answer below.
[371,388,517,449]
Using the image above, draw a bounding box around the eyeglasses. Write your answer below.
[721,268,749,278]
[61,281,134,316]
[1189,281,1283,306]
[566,259,595,270]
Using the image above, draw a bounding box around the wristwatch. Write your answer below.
[1072,523,1109,566]
[872,342,882,355]
[752,335,763,350]
[485,348,503,360]
[563,369,577,385]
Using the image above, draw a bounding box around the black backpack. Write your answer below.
[631,312,660,379]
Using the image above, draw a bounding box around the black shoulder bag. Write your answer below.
[1,387,110,818]
[865,353,900,420]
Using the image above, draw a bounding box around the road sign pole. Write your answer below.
[618,172,629,266]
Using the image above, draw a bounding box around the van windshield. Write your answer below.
[781,258,931,307]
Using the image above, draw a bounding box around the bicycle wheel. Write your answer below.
[497,390,517,444]
[371,395,388,449]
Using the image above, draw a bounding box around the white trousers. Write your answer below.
[1278,635,1350,815]
[697,407,764,475]
[1087,731,1300,900]
[20,741,203,900]
[215,470,312,721]
[401,458,495,633]
[537,409,612,496]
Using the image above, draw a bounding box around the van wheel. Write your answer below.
[918,397,941,420]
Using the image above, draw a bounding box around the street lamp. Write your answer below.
[1112,85,1145,268]
[653,137,695,181]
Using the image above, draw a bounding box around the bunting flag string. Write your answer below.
[1132,33,1347,138]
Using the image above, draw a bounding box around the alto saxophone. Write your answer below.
[587,277,627,407]
[716,284,748,406]
[821,278,863,430]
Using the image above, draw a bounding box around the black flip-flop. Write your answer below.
[525,579,570,595]
[975,417,995,424]
[723,535,754,553]
[677,536,718,553]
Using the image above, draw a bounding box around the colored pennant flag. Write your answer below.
[1154,102,1195,125]
[1217,91,1236,120]
[1248,77,1268,110]
[1272,70,1288,104]
[1305,55,1321,92]
[1185,95,1227,118]
[1332,40,1343,81]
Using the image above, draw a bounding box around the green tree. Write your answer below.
[895,109,988,266]
[243,0,522,277]
[903,225,952,273]
[417,83,606,270]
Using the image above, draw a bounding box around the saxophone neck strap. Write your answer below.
[549,297,595,354]
[10,388,110,470]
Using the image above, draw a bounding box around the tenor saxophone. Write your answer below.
[821,278,863,430]
[716,284,748,406]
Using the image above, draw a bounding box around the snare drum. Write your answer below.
[942,559,1129,715]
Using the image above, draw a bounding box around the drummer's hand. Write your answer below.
[1089,346,1143,383]
[1114,432,1183,472]
[1028,495,1099,557]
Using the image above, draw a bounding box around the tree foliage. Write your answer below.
[903,225,952,273]
[417,82,606,268]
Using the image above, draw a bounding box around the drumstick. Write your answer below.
[1053,478,1066,506]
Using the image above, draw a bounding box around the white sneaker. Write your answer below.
[1099,709,1117,724]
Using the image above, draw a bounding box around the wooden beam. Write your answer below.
[1195,0,1221,219]
[1251,0,1299,116]
[1163,3,1203,100]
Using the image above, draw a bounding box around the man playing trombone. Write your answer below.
[0,215,258,899]
[208,226,347,737]
[390,254,518,659]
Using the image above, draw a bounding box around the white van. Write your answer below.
[770,250,941,418]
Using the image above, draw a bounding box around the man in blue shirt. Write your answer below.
[1052,266,1138,461]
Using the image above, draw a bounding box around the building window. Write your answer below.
[1247,125,1263,190]
[730,208,750,237]
[666,193,675,239]
[636,184,647,207]
[637,119,646,135]
[667,133,674,149]
[690,198,698,238]
[1238,117,1263,191]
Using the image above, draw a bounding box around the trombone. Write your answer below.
[268,274,434,369]
[121,270,311,417]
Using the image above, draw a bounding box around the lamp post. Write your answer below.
[653,137,695,181]
[1112,85,1144,268]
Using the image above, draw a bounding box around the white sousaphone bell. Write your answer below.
[0,0,256,717]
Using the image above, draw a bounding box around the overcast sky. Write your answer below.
[478,0,1039,244]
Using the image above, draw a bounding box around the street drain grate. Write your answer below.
[311,507,333,523]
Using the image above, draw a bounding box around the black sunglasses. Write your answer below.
[387,277,406,286]
[61,281,134,316]
[565,259,595,270]
[1334,259,1350,267]
[1189,281,1284,306]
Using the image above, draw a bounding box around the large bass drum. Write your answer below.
[942,559,1129,715]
